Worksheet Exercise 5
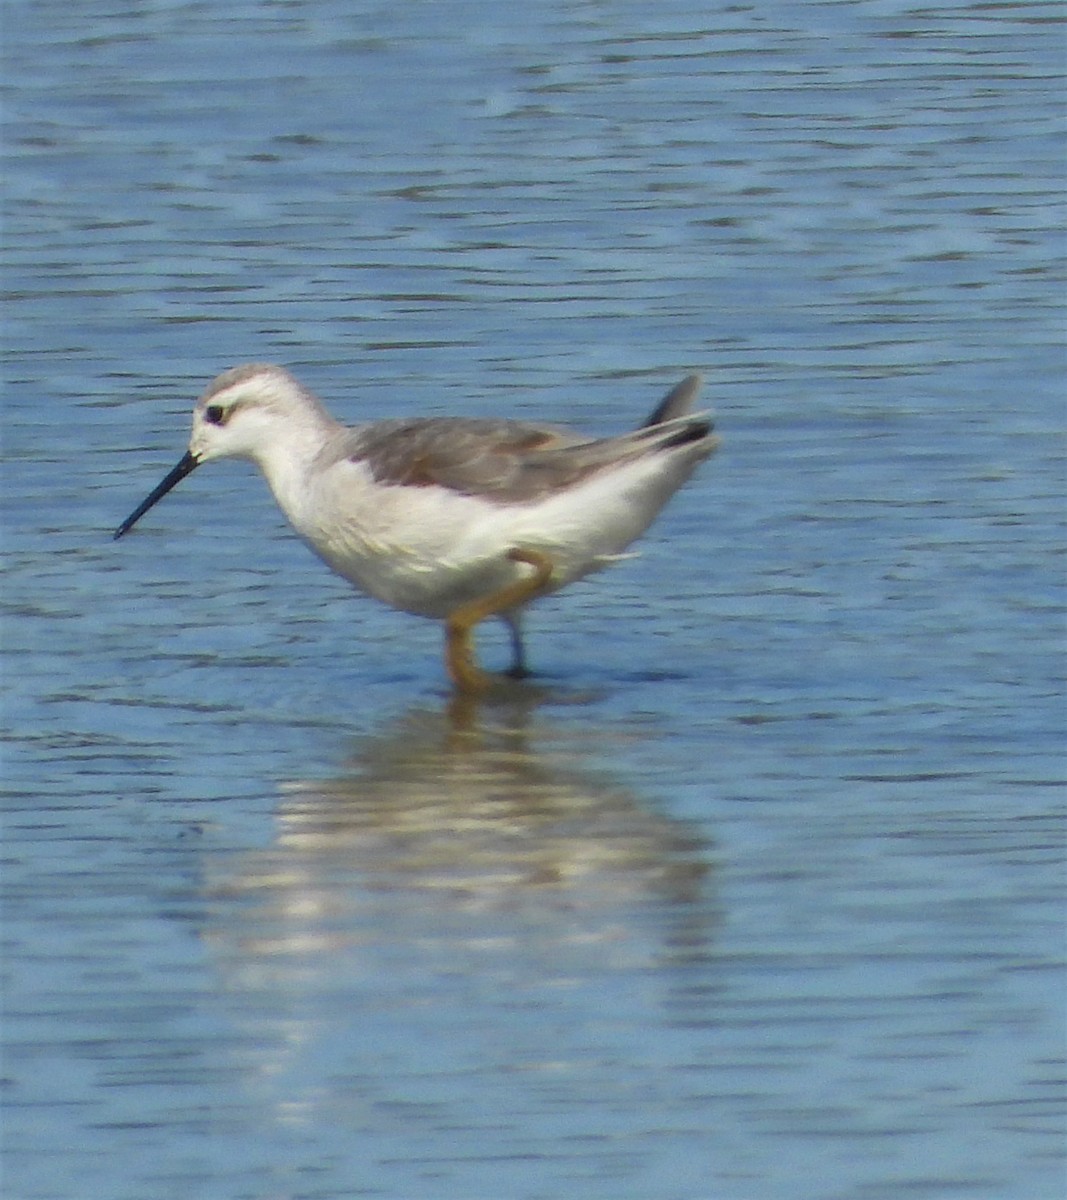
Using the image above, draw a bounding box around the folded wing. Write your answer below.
[333,375,711,505]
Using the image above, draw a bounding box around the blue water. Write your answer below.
[3,3,1064,1198]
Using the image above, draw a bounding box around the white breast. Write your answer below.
[277,450,698,619]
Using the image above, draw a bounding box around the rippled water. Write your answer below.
[3,2,1064,1198]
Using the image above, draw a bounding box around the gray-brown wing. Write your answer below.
[338,417,591,502]
[333,409,712,505]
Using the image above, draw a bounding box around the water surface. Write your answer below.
[3,2,1064,1198]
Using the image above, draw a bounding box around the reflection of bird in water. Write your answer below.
[205,700,714,968]
[198,703,718,1143]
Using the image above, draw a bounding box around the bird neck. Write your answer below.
[252,411,342,528]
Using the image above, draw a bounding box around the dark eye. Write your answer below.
[204,405,225,426]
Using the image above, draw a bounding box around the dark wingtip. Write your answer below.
[661,417,714,449]
[643,374,703,427]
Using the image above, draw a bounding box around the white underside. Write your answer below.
[274,451,703,619]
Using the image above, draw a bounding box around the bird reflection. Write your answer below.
[199,698,718,1131]
[204,695,715,973]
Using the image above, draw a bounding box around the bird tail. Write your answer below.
[641,374,703,427]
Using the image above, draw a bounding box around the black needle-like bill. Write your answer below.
[113,450,200,540]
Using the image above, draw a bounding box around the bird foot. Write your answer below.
[444,548,554,693]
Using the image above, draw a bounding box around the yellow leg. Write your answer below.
[444,548,554,693]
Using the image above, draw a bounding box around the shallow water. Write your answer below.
[3,2,1065,1198]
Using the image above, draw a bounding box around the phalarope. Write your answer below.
[115,365,719,692]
